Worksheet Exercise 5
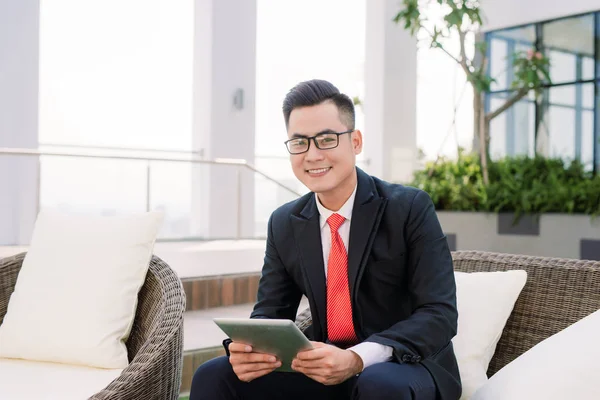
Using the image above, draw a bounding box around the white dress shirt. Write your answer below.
[315,185,393,370]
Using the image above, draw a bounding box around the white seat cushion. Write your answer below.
[0,210,163,369]
[0,358,122,400]
[452,270,527,399]
[472,309,600,400]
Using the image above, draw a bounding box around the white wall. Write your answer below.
[0,0,40,245]
[481,0,599,31]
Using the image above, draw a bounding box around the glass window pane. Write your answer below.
[488,93,535,158]
[596,83,600,173]
[583,83,595,109]
[40,158,147,214]
[489,38,508,91]
[38,0,194,239]
[489,94,507,158]
[550,85,576,106]
[542,14,595,84]
[547,106,576,160]
[548,50,576,83]
[488,25,536,92]
[583,57,595,81]
[582,110,594,171]
[39,0,193,149]
[490,25,536,43]
[512,100,536,157]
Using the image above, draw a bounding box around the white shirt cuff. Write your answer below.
[348,342,393,371]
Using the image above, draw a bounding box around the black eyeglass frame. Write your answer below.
[284,130,354,155]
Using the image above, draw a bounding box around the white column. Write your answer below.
[0,1,40,245]
[191,0,256,239]
[364,0,417,184]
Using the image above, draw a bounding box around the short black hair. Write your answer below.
[282,79,355,130]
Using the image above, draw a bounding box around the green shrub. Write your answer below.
[411,154,600,217]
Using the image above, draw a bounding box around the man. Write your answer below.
[190,79,461,400]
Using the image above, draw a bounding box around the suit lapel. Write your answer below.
[348,168,387,302]
[290,195,327,339]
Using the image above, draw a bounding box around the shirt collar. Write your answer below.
[315,184,358,229]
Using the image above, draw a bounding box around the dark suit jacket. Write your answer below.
[250,167,462,400]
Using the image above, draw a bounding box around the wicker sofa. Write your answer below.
[0,252,186,400]
[296,250,600,377]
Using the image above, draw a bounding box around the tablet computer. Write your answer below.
[213,318,313,372]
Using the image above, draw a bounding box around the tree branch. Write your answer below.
[485,87,528,122]
[457,30,471,75]
[421,26,464,67]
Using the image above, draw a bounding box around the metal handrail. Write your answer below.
[0,147,303,239]
[0,147,302,196]
[40,142,204,155]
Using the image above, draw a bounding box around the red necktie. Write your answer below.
[326,213,358,346]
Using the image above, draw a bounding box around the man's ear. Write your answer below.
[352,130,363,155]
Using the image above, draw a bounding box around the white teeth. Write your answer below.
[308,168,330,174]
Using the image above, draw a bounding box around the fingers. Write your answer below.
[292,361,330,371]
[296,347,327,361]
[228,342,253,353]
[228,342,281,384]
[230,352,278,364]
[234,362,281,383]
[235,361,282,375]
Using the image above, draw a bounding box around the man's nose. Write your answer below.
[305,139,325,161]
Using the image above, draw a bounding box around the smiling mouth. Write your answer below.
[306,167,331,175]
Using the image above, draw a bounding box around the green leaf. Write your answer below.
[444,10,463,27]
[539,65,552,84]
[393,11,404,23]
[475,41,487,55]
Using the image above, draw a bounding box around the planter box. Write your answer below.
[437,212,600,260]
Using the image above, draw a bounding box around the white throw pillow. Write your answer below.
[452,270,527,400]
[472,309,600,400]
[0,210,163,369]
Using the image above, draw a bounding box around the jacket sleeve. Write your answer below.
[365,190,458,363]
[250,212,302,321]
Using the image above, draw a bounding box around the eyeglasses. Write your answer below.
[284,130,354,155]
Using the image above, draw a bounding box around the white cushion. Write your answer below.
[472,309,600,400]
[452,270,527,400]
[0,210,163,369]
[0,358,122,400]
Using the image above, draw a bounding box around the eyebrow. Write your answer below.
[291,129,336,139]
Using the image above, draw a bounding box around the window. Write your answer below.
[486,12,600,173]
[39,0,194,238]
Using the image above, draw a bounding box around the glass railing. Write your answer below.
[0,146,302,242]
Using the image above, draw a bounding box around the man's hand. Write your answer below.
[228,342,281,382]
[291,341,363,385]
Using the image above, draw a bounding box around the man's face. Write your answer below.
[287,101,362,196]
